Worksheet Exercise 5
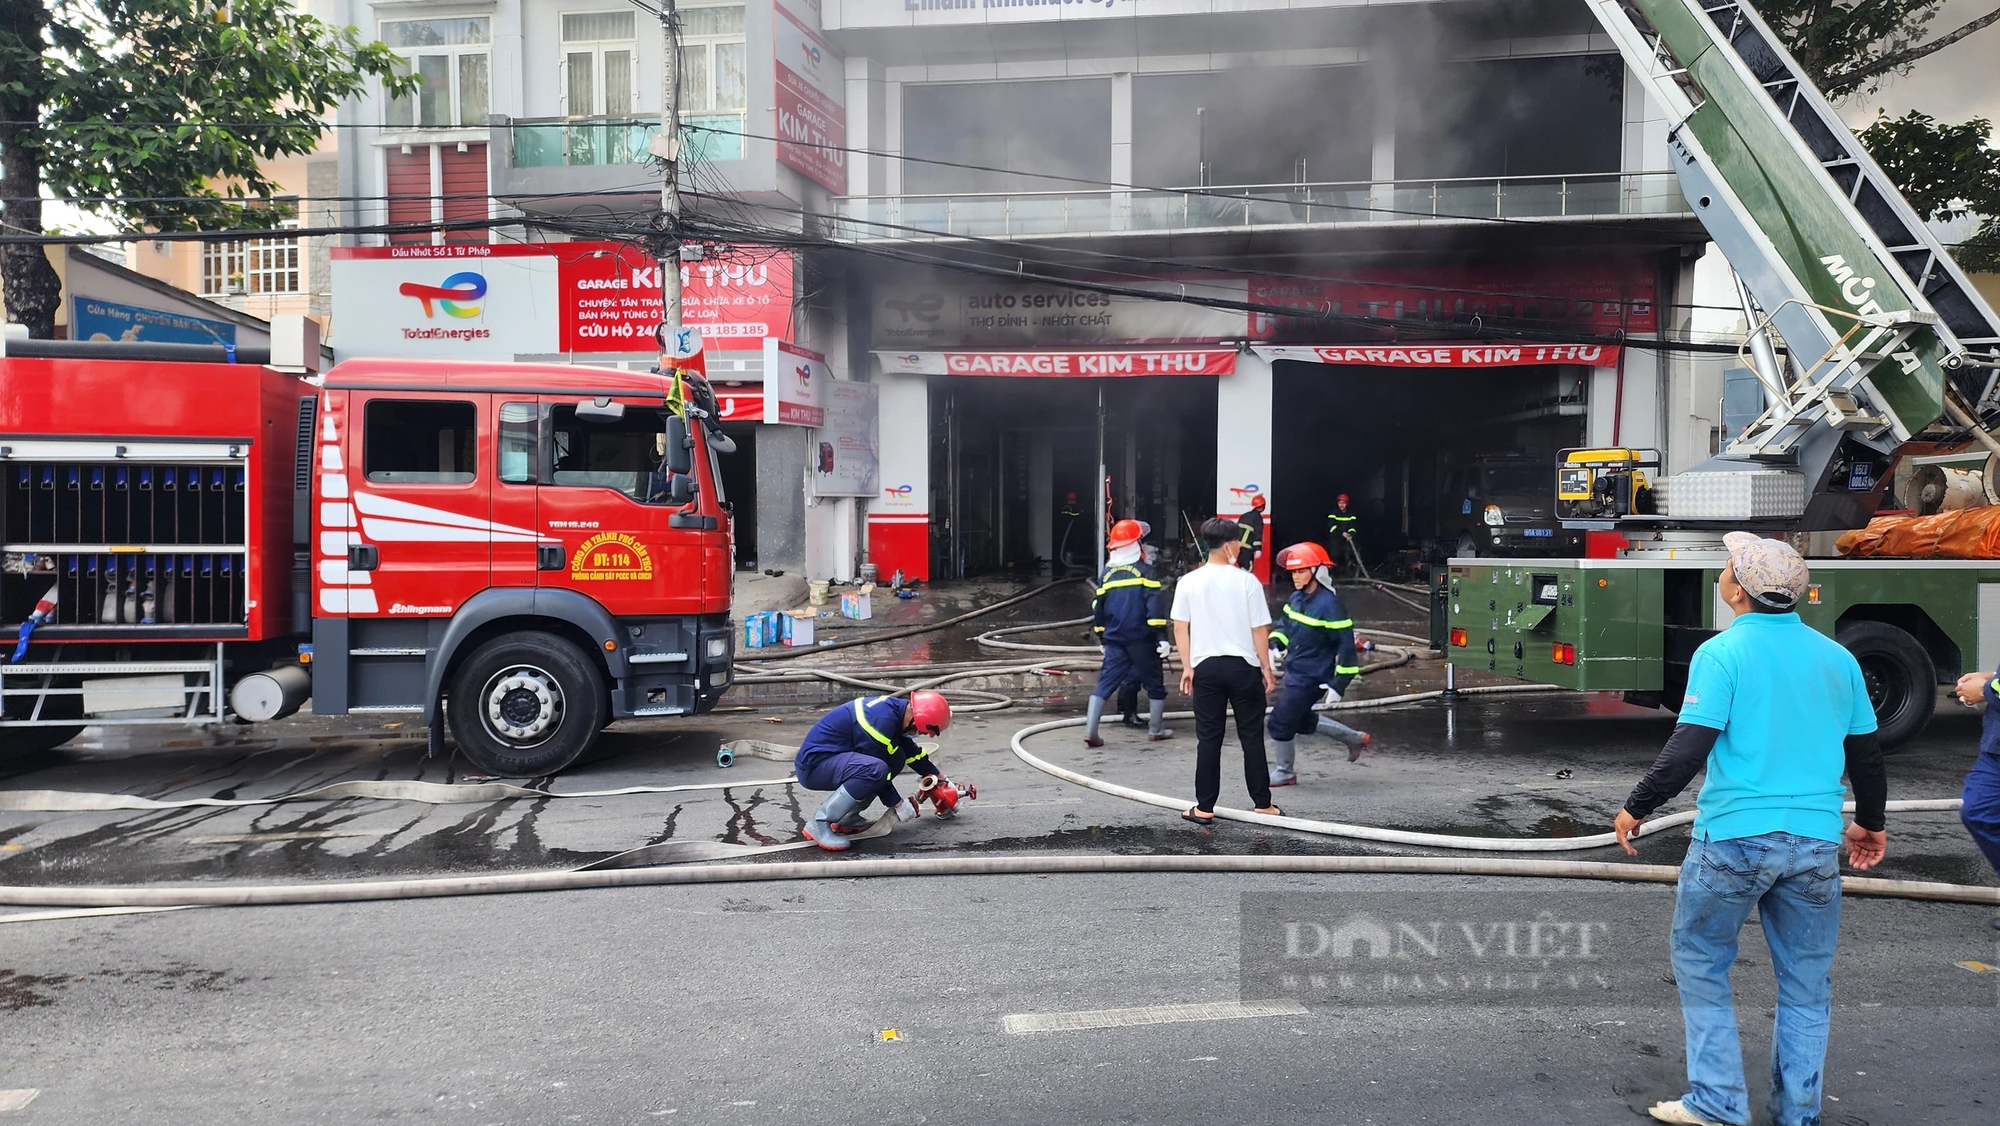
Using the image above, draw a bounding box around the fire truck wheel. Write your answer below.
[1837,620,1934,751]
[447,632,607,776]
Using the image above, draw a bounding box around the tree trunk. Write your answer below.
[0,0,59,338]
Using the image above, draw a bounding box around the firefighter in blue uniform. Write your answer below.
[1266,541,1369,786]
[1951,667,2000,928]
[795,690,954,851]
[1083,519,1174,746]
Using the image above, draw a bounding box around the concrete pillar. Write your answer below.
[844,56,888,198]
[1111,72,1133,186]
[1369,61,1397,214]
[884,79,904,196]
[1028,432,1053,572]
[758,425,808,571]
[1214,351,1273,582]
[870,370,930,580]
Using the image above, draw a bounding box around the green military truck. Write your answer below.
[1441,0,2000,748]
[1444,558,1996,747]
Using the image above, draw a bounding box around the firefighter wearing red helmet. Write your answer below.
[1265,541,1369,787]
[1328,493,1359,573]
[795,690,957,850]
[1084,519,1173,747]
[1236,494,1267,572]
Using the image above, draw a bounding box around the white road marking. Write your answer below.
[0,1091,38,1113]
[0,906,198,926]
[1001,999,1307,1034]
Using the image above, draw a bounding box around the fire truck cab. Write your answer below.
[0,339,736,775]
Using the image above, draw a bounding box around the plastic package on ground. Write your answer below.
[1837,507,2000,558]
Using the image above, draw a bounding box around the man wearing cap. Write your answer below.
[1613,533,1887,1126]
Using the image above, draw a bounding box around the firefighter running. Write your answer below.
[795,691,965,850]
[1266,542,1370,787]
[1085,519,1173,747]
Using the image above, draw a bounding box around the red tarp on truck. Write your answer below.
[1836,507,2000,558]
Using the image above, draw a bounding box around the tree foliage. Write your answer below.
[1756,0,2000,271]
[1858,111,2000,269]
[0,0,413,336]
[1757,0,2000,100]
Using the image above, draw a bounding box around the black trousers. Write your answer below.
[1192,656,1271,812]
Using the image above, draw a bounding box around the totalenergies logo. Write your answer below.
[399,271,487,318]
[884,484,914,500]
[795,364,813,392]
[799,41,822,70]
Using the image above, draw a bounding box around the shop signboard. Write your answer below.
[871,278,1246,347]
[878,347,1238,376]
[773,4,846,193]
[763,339,828,426]
[1254,343,1622,368]
[811,381,879,497]
[72,298,237,347]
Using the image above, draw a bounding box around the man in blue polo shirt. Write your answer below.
[1613,532,1887,1126]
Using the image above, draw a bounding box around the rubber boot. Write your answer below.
[1084,694,1106,747]
[1317,715,1371,762]
[1269,737,1297,786]
[803,785,866,851]
[1119,684,1145,728]
[1147,698,1173,741]
[831,796,875,836]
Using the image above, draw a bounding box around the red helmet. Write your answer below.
[1276,541,1333,571]
[1337,493,1351,505]
[1249,494,1266,509]
[1108,518,1145,548]
[907,690,952,736]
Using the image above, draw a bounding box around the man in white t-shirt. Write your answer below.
[1170,517,1283,824]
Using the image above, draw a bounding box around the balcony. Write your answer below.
[508,113,746,168]
[831,172,1691,241]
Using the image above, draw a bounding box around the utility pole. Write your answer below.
[650,0,684,342]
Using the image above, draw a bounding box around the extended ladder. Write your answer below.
[1583,0,2000,514]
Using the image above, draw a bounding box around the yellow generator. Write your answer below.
[1555,448,1659,521]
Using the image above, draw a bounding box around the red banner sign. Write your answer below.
[556,242,793,353]
[714,387,764,421]
[773,6,846,193]
[1257,342,1621,368]
[879,348,1239,377]
[1248,259,1658,336]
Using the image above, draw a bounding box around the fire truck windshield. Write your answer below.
[550,404,679,504]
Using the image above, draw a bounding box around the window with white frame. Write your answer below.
[382,17,491,129]
[201,241,243,295]
[200,223,303,296]
[562,11,637,119]
[677,3,745,114]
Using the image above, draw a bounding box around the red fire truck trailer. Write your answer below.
[0,340,736,774]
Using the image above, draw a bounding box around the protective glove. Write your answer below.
[1318,684,1342,708]
[1156,639,1173,660]
[1269,644,1285,673]
[894,796,922,822]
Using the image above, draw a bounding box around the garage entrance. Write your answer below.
[929,376,1218,579]
[1269,360,1590,569]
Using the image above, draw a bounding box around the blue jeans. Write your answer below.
[1672,832,1841,1126]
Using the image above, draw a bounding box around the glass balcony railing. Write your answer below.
[509,113,745,168]
[832,172,1691,239]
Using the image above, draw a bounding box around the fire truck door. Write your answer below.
[345,393,496,619]
[536,399,702,615]
[491,400,544,592]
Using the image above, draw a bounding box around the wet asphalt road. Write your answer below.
[2,668,1997,1123]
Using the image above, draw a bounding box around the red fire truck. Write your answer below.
[0,334,736,774]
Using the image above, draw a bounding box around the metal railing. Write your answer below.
[508,113,746,168]
[831,172,1690,238]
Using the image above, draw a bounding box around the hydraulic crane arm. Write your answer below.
[1580,0,2000,524]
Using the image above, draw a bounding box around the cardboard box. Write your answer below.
[782,610,816,646]
[840,590,872,620]
[743,610,782,649]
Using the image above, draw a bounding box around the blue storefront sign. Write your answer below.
[73,298,237,347]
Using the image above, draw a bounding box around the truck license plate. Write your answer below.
[1523,527,1554,537]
